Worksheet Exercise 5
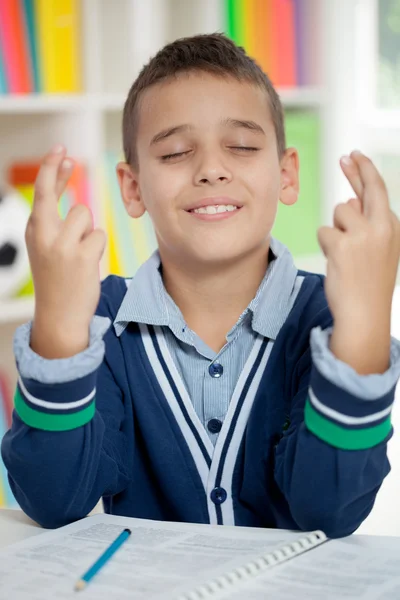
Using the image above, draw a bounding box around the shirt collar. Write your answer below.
[113,237,298,340]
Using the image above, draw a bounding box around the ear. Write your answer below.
[116,162,146,218]
[279,147,300,207]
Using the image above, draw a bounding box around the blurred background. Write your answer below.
[0,0,399,531]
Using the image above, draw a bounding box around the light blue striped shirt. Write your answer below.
[114,237,299,444]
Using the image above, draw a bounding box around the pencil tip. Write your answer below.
[74,580,86,592]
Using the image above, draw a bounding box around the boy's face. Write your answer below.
[118,72,299,267]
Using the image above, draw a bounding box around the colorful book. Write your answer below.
[272,110,320,256]
[294,0,306,85]
[225,0,246,49]
[294,0,321,86]
[0,31,7,93]
[270,0,297,87]
[35,0,82,93]
[23,0,41,92]
[225,0,297,86]
[253,0,274,78]
[0,0,33,94]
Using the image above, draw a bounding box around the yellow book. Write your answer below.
[35,0,81,93]
[0,478,5,507]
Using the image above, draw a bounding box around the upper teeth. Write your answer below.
[193,205,238,214]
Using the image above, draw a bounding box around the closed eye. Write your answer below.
[160,147,259,162]
[230,147,259,152]
[161,151,191,161]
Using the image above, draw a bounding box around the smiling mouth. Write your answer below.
[186,204,242,222]
[187,204,240,215]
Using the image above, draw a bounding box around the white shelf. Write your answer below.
[0,298,34,324]
[279,87,326,108]
[0,88,325,115]
[0,93,127,113]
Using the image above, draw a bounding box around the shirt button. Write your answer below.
[210,487,227,505]
[207,418,222,434]
[208,362,223,378]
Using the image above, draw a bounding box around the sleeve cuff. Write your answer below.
[13,315,111,384]
[305,326,400,450]
[12,316,111,432]
[310,326,400,399]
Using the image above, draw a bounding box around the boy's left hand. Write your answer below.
[317,150,400,374]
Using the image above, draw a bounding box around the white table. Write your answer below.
[0,508,43,549]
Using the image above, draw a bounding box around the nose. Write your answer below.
[193,148,233,186]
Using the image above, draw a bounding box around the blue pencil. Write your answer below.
[74,527,132,591]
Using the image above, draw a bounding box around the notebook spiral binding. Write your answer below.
[177,530,328,600]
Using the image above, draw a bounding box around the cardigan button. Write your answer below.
[207,419,223,434]
[210,487,227,505]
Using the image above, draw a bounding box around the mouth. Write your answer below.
[187,204,242,222]
[185,198,243,221]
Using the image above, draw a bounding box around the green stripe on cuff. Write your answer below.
[304,398,391,450]
[14,388,95,431]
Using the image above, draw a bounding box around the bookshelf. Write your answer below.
[0,0,370,385]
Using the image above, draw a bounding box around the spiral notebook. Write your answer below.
[1,512,400,599]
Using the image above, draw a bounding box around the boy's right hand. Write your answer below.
[28,145,107,359]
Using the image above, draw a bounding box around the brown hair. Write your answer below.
[122,32,286,167]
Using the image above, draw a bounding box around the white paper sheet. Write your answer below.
[0,513,306,600]
[226,534,400,600]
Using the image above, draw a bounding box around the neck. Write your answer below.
[160,242,271,351]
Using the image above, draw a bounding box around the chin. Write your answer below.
[186,240,263,268]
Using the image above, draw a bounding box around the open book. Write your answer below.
[1,513,399,599]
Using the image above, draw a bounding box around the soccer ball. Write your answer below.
[0,189,31,300]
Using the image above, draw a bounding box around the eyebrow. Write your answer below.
[222,118,265,135]
[150,124,193,146]
[149,118,265,146]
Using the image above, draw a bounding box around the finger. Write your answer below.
[347,197,362,214]
[32,145,66,220]
[350,150,390,219]
[55,158,75,199]
[317,226,344,258]
[340,154,364,201]
[81,228,107,261]
[60,204,93,245]
[333,201,364,232]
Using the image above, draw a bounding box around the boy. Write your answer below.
[2,34,400,538]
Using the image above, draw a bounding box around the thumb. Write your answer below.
[317,226,343,258]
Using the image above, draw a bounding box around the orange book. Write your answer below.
[0,0,33,93]
[270,0,297,87]
[254,0,274,79]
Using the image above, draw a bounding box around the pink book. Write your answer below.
[0,0,33,93]
[271,0,297,87]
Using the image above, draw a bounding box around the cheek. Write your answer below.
[139,165,184,222]
[242,163,281,206]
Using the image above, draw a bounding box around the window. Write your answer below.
[356,0,400,217]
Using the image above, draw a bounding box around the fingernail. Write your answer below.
[62,159,73,169]
[51,144,64,154]
[352,149,362,156]
[340,155,353,165]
